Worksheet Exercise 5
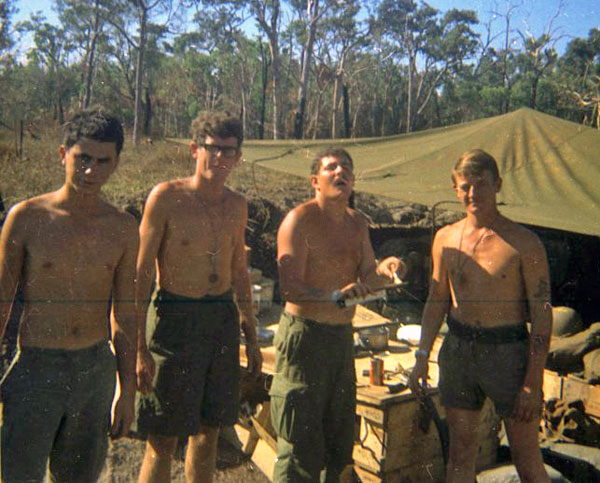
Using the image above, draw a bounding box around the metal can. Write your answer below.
[370,357,384,386]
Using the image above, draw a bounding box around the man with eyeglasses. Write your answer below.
[134,111,262,482]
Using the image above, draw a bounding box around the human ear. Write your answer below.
[310,174,319,190]
[59,145,66,166]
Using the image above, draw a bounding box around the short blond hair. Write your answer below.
[452,149,500,184]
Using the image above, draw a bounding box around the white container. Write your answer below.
[252,284,262,315]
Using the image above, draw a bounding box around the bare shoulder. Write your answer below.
[145,178,191,210]
[498,217,544,253]
[347,207,368,225]
[2,192,58,232]
[150,177,190,197]
[434,219,463,246]
[281,200,317,228]
[224,187,248,210]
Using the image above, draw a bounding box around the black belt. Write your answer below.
[447,316,528,344]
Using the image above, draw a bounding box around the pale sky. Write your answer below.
[12,0,600,55]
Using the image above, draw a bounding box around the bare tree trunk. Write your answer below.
[270,38,281,139]
[331,74,340,138]
[132,6,147,146]
[342,83,350,138]
[258,40,269,140]
[84,0,102,108]
[331,51,347,139]
[312,92,322,139]
[293,0,319,139]
[143,88,151,136]
[406,55,414,133]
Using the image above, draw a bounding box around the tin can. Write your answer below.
[370,357,384,386]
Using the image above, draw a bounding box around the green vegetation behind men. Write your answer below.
[409,149,553,482]
[134,111,262,482]
[0,107,138,482]
[271,147,405,481]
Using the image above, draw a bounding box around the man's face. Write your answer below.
[453,170,501,214]
[60,138,119,195]
[311,155,355,200]
[191,135,241,181]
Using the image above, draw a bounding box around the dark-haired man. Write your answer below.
[135,111,262,482]
[409,149,552,482]
[0,107,138,482]
[271,147,404,482]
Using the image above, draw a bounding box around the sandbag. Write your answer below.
[583,348,600,384]
[546,322,600,373]
[552,306,583,338]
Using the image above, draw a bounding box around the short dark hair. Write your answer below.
[62,106,124,155]
[452,149,500,184]
[310,146,354,175]
[191,111,243,147]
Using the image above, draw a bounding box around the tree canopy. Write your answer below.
[1,0,599,142]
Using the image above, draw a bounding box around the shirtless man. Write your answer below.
[272,147,404,482]
[0,107,138,482]
[135,111,262,483]
[409,149,552,482]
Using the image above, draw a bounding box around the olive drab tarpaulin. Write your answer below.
[244,108,600,237]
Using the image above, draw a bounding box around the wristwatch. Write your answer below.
[414,349,429,359]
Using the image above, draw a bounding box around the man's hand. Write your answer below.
[339,281,375,302]
[511,385,543,422]
[408,357,429,399]
[136,346,155,394]
[111,390,135,439]
[245,342,263,378]
[377,256,407,281]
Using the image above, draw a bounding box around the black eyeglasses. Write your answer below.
[200,143,239,158]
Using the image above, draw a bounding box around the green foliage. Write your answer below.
[1,0,598,140]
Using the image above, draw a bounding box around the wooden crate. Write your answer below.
[563,375,600,418]
[353,394,499,480]
[543,369,563,400]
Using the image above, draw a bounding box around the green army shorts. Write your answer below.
[269,312,356,483]
[134,289,240,438]
[439,317,529,418]
[1,340,116,483]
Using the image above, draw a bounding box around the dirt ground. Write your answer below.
[101,434,270,482]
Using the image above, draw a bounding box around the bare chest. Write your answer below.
[163,203,237,253]
[304,225,362,270]
[25,216,124,280]
[448,235,521,286]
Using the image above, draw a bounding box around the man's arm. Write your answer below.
[514,233,552,422]
[409,228,451,396]
[110,216,139,438]
[135,185,168,392]
[356,218,406,287]
[231,198,262,376]
[0,205,26,342]
[277,209,335,303]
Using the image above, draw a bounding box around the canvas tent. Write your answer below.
[243,108,600,237]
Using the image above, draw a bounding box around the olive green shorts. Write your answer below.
[134,289,240,438]
[1,340,116,483]
[438,317,529,418]
[269,312,356,482]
